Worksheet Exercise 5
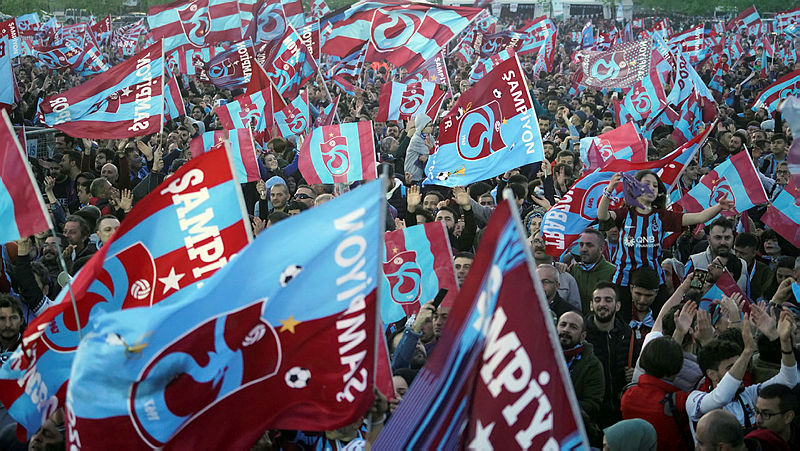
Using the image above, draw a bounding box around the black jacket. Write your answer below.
[584,314,632,427]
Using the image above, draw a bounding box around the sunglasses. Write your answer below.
[293,194,312,200]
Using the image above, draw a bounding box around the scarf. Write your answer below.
[563,343,584,370]
[630,311,654,330]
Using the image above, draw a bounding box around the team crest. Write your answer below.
[370,7,427,53]
[128,300,281,448]
[399,85,425,116]
[320,134,350,176]
[178,0,212,48]
[456,100,506,161]
[383,250,422,305]
[256,1,286,42]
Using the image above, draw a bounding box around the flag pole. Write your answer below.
[316,68,341,124]
[159,39,166,138]
[51,228,82,342]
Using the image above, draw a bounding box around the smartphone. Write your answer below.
[432,289,448,308]
[690,269,708,289]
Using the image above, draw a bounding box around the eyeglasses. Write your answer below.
[754,409,785,419]
[293,194,312,200]
[540,279,557,285]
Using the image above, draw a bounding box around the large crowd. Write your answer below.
[1,6,800,450]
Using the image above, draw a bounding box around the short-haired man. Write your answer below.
[570,228,616,313]
[0,295,23,361]
[96,215,121,245]
[688,218,748,291]
[538,264,579,320]
[63,214,97,271]
[734,232,774,301]
[453,252,473,287]
[695,409,747,451]
[628,267,660,361]
[557,311,605,440]
[745,383,798,448]
[584,281,632,428]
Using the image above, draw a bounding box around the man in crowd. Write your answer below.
[570,228,616,313]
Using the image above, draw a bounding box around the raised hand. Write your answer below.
[453,186,471,210]
[407,185,422,212]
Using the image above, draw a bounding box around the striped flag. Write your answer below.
[728,6,761,33]
[197,40,256,89]
[216,86,273,132]
[244,0,287,44]
[309,0,331,21]
[752,69,800,113]
[298,121,376,184]
[163,70,186,120]
[376,81,445,122]
[0,19,20,58]
[15,13,40,35]
[622,69,668,122]
[273,89,309,138]
[776,7,800,33]
[517,15,556,56]
[402,50,449,85]
[0,147,252,440]
[678,151,768,218]
[532,28,558,76]
[700,271,748,311]
[668,24,705,63]
[376,199,587,449]
[280,0,305,28]
[381,221,458,324]
[166,44,225,75]
[190,128,261,182]
[315,95,338,127]
[147,0,243,51]
[38,41,165,139]
[0,37,16,107]
[260,25,317,100]
[469,48,515,84]
[0,109,52,243]
[763,182,800,248]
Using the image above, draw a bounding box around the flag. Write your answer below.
[0,147,252,439]
[315,95,338,127]
[668,24,705,63]
[752,69,800,113]
[451,30,475,63]
[402,50,449,85]
[579,122,647,173]
[164,70,186,120]
[0,19,20,58]
[0,37,16,107]
[197,40,257,89]
[190,129,261,182]
[579,39,656,89]
[91,15,112,45]
[476,31,527,58]
[762,182,800,248]
[776,7,800,33]
[309,0,331,20]
[581,21,594,48]
[542,130,711,257]
[469,48,515,84]
[38,41,164,139]
[375,199,588,449]
[245,0,288,44]
[423,54,543,187]
[66,180,383,449]
[700,271,749,311]
[166,44,225,75]
[678,151,768,217]
[216,86,273,132]
[531,28,558,77]
[15,13,40,35]
[280,0,305,28]
[667,51,716,121]
[622,69,668,122]
[296,20,321,62]
[671,93,704,146]
[34,34,86,70]
[728,6,761,32]
[381,221,458,324]
[298,121,376,184]
[273,89,309,138]
[71,33,112,77]
[148,0,243,51]
[0,109,52,244]
[376,81,445,123]
[517,15,557,56]
[259,25,317,100]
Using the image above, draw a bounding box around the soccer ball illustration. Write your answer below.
[279,264,303,287]
[437,171,451,181]
[285,366,311,388]
[492,88,502,98]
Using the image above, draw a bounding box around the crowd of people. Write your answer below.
[1,5,800,450]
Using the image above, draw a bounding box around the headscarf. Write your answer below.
[603,419,657,451]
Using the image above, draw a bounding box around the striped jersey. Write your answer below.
[611,207,683,286]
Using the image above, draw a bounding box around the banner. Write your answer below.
[258,25,317,100]
[402,50,449,85]
[375,199,587,449]
[0,147,252,439]
[67,180,383,449]
[423,54,543,187]
[190,128,261,182]
[273,89,309,138]
[147,0,243,51]
[298,121,377,184]
[752,69,800,113]
[38,41,165,139]
[579,39,655,89]
[197,40,256,89]
[381,221,458,324]
[376,81,446,122]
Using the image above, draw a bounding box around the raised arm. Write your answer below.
[597,173,621,222]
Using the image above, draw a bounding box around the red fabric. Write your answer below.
[621,374,691,451]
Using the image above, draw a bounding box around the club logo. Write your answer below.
[128,300,281,448]
[399,85,425,116]
[370,7,426,53]
[178,1,212,48]
[256,1,286,42]
[456,100,506,161]
[590,55,625,81]
[42,242,156,352]
[383,250,422,305]
[320,134,350,176]
[267,49,298,94]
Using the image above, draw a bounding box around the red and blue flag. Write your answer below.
[402,50,449,85]
[469,48,515,84]
[15,13,40,35]
[164,70,186,121]
[424,54,544,187]
[245,0,287,44]
[65,180,382,449]
[376,199,587,449]
[190,129,261,182]
[216,86,273,132]
[197,40,256,90]
[762,182,800,248]
[280,0,305,29]
[38,41,164,139]
[147,0,243,51]
[273,89,309,138]
[0,147,252,440]
[315,94,338,127]
[376,81,445,123]
[752,69,800,113]
[260,25,317,100]
[381,221,458,324]
[166,44,225,75]
[0,109,52,244]
[298,121,376,184]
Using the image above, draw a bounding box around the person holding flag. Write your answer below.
[598,170,734,319]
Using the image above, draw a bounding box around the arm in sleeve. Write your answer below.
[686,372,743,420]
[9,255,46,313]
[579,358,606,418]
[390,327,422,371]
[632,331,663,383]
[454,208,477,252]
[468,197,490,229]
[759,362,799,390]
